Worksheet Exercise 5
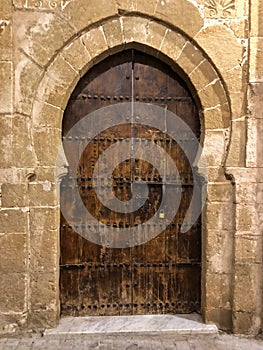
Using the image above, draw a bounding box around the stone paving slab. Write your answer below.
[0,333,263,350]
[44,315,218,337]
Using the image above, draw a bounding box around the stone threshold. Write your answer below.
[44,314,218,337]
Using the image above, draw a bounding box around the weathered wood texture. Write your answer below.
[60,50,201,316]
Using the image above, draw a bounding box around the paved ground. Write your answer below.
[0,333,263,350]
[1,315,262,349]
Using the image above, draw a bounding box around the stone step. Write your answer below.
[44,314,218,339]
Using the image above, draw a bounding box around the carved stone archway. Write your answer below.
[30,15,235,331]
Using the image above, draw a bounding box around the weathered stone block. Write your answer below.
[81,27,108,61]
[249,37,263,82]
[206,273,232,309]
[159,30,187,64]
[205,166,224,183]
[246,118,258,167]
[0,273,26,313]
[233,263,261,312]
[103,18,123,50]
[62,37,92,77]
[0,20,11,60]
[255,119,263,165]
[233,311,253,334]
[122,16,149,45]
[250,0,263,37]
[226,119,246,167]
[256,183,263,204]
[236,204,258,231]
[189,59,218,92]
[145,21,167,53]
[12,114,38,167]
[47,54,78,86]
[0,0,12,18]
[13,11,75,67]
[116,0,137,11]
[36,57,79,110]
[235,234,262,263]
[116,0,158,14]
[195,25,244,73]
[198,80,227,109]
[230,91,247,120]
[205,202,234,231]
[61,0,118,34]
[27,308,59,330]
[14,52,43,115]
[230,18,249,38]
[226,167,257,183]
[33,127,61,167]
[236,0,249,17]
[136,0,157,15]
[235,183,257,204]
[205,308,232,331]
[0,62,12,114]
[248,83,263,118]
[30,230,58,272]
[29,207,59,231]
[203,130,226,166]
[206,229,233,274]
[1,183,28,207]
[0,234,27,273]
[0,168,19,185]
[32,101,63,129]
[0,314,21,335]
[29,271,58,309]
[155,0,203,38]
[176,42,205,76]
[28,183,58,207]
[256,168,263,182]
[225,66,245,96]
[0,115,12,167]
[203,103,230,129]
[34,166,58,182]
[207,182,233,202]
[257,205,263,229]
[0,209,28,234]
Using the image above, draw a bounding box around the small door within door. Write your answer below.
[60,49,201,316]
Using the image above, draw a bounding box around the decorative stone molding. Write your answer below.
[205,0,236,18]
[12,0,72,10]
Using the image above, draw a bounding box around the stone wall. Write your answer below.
[0,0,262,335]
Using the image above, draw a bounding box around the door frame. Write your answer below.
[31,15,234,330]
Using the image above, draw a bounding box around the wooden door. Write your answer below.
[60,49,201,316]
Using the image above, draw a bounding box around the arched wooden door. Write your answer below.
[60,49,201,316]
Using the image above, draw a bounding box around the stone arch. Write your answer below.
[30,14,237,330]
[32,16,231,169]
